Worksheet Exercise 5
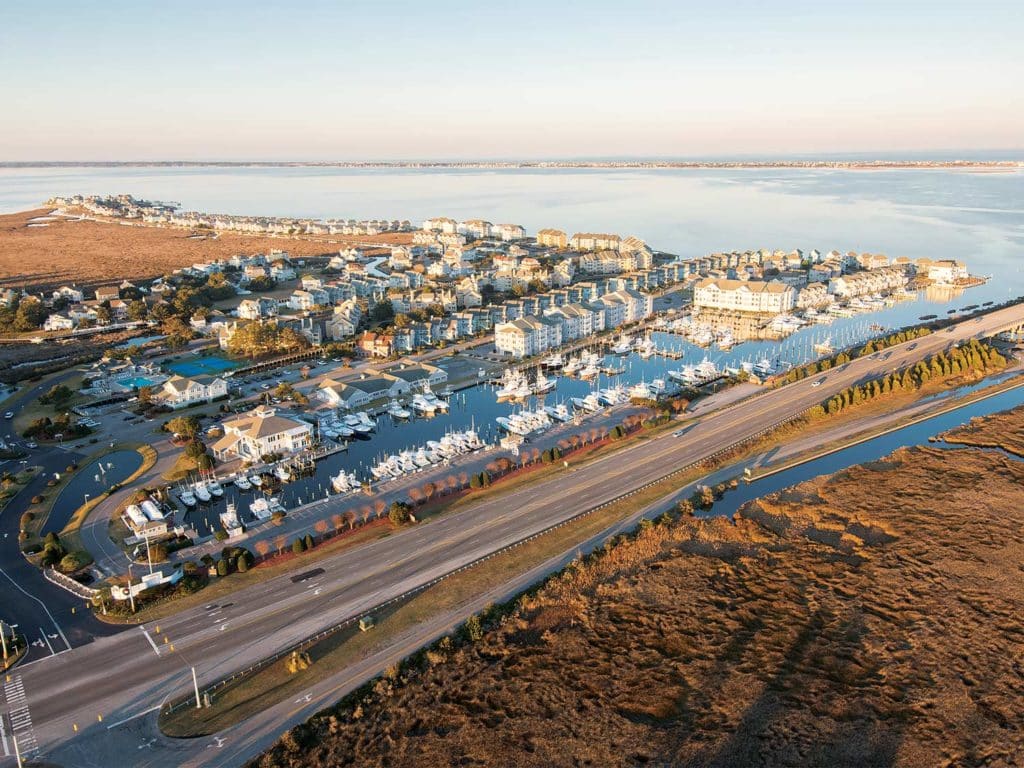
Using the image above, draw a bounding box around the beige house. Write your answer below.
[211,405,313,461]
[536,228,568,249]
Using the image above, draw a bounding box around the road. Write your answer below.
[2,303,1022,767]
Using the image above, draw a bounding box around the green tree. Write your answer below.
[291,537,306,554]
[167,416,200,439]
[127,299,149,321]
[388,501,412,526]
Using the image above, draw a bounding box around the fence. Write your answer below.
[44,567,99,600]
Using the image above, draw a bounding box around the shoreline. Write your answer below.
[2,159,1022,171]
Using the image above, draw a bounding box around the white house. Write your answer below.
[161,375,228,409]
[43,313,75,331]
[211,405,313,461]
[495,316,563,358]
[51,286,84,303]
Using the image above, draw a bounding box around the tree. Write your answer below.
[137,385,153,406]
[167,415,200,439]
[303,533,314,551]
[128,299,148,321]
[216,558,230,577]
[388,501,411,527]
[292,537,306,554]
[15,298,47,331]
[370,299,394,322]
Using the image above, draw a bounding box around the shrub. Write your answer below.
[303,533,314,551]
[215,558,230,577]
[469,474,483,489]
[31,495,44,505]
[58,551,91,573]
[236,556,249,573]
[388,501,412,527]
[292,537,306,554]
[213,529,228,542]
[19,511,34,527]
[272,510,286,525]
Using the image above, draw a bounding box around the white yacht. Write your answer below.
[610,334,633,355]
[541,352,564,369]
[193,482,211,503]
[274,465,292,482]
[179,487,197,508]
[533,370,556,394]
[234,475,252,491]
[387,401,411,420]
[207,478,224,497]
[331,470,360,494]
[544,402,573,422]
[249,474,263,488]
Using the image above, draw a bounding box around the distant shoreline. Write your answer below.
[1,160,1022,171]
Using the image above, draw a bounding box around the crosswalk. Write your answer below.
[3,674,38,759]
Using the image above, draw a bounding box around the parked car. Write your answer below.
[3,412,12,419]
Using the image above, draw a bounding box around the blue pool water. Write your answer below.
[118,376,157,389]
[165,356,240,377]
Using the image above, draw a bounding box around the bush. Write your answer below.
[236,556,249,573]
[213,529,228,542]
[272,510,286,525]
[292,537,306,554]
[469,474,483,489]
[215,558,229,577]
[58,551,91,573]
[19,511,34,527]
[31,495,45,505]
[303,533,314,551]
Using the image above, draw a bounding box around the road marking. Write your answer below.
[105,704,162,730]
[4,675,38,759]
[294,693,312,704]
[39,628,54,656]
[140,627,161,656]
[139,737,156,750]
[0,566,71,651]
[208,735,227,749]
[218,623,229,632]
[0,711,8,756]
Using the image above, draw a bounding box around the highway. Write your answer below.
[3,303,1022,768]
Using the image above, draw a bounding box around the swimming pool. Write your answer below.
[117,376,157,389]
[165,355,241,377]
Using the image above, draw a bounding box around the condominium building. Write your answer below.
[693,278,796,314]
[570,232,622,252]
[494,316,563,358]
[536,228,568,248]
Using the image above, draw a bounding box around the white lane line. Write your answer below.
[105,704,162,730]
[3,675,38,759]
[39,628,54,656]
[140,627,161,656]
[0,566,71,651]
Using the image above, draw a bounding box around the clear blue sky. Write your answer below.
[1,0,1021,160]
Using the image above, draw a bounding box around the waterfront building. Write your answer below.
[694,278,796,314]
[211,405,312,461]
[829,266,908,298]
[494,315,563,358]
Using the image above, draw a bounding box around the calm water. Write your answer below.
[45,449,144,535]
[706,382,1024,519]
[5,166,1023,532]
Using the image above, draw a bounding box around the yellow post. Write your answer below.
[73,723,78,732]
[97,714,103,722]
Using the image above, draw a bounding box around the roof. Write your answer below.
[695,278,792,294]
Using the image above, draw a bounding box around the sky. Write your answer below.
[1,0,1022,160]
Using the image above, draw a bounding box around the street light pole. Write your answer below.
[126,561,136,614]
[0,619,8,663]
[192,666,202,709]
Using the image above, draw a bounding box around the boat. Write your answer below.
[629,381,654,399]
[234,475,251,491]
[387,401,411,420]
[249,474,263,487]
[495,369,528,399]
[571,392,602,412]
[544,402,573,422]
[578,361,600,379]
[561,356,582,375]
[533,370,556,394]
[207,479,224,497]
[637,338,657,358]
[610,334,633,355]
[250,496,284,521]
[179,488,197,507]
[541,352,564,368]
[331,470,360,494]
[193,482,211,503]
[668,365,698,385]
[274,465,292,482]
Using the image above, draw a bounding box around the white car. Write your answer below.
[811,380,823,388]
[3,412,12,419]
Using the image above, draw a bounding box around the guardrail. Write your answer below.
[43,567,99,600]
[164,402,810,715]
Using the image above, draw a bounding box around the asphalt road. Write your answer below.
[3,303,1022,768]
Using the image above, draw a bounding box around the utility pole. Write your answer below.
[127,561,136,614]
[11,729,23,768]
[0,619,8,663]
[192,666,202,709]
[145,533,153,575]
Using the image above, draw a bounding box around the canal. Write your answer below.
[44,449,144,536]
